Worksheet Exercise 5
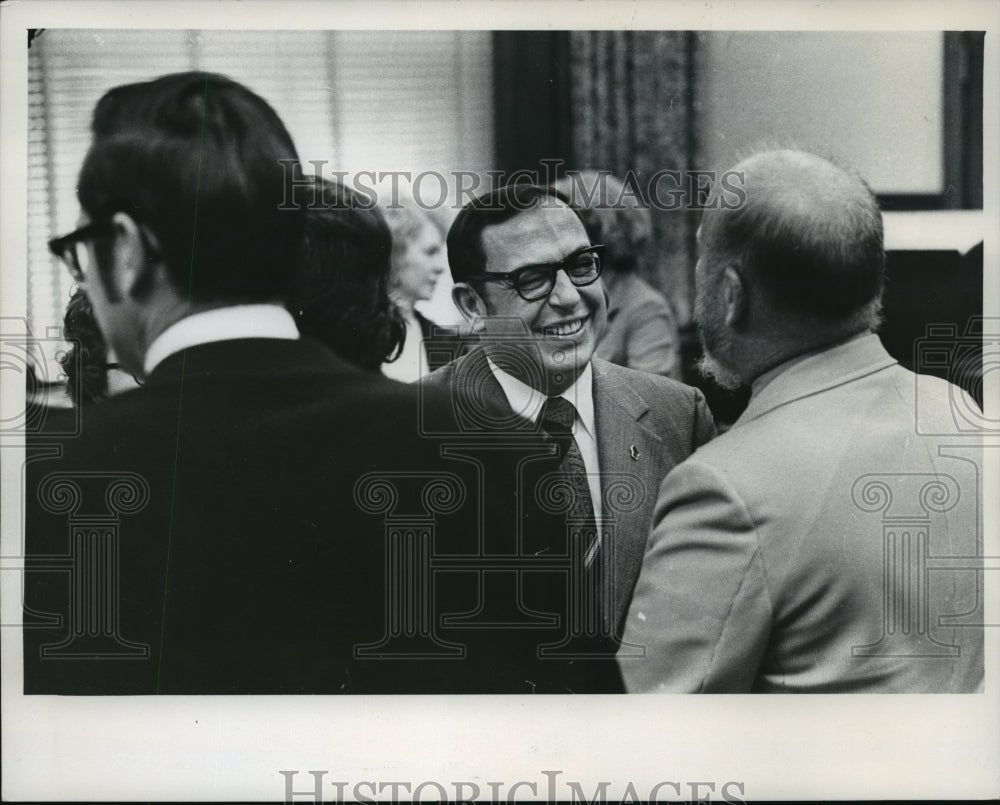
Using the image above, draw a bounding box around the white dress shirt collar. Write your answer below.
[486,357,603,529]
[486,358,596,438]
[143,304,299,376]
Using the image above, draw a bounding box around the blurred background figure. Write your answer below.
[60,287,140,406]
[554,171,681,379]
[290,178,405,372]
[381,203,450,382]
[23,287,139,467]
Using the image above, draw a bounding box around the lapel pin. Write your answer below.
[629,445,640,461]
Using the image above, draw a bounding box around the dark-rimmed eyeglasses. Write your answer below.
[48,221,114,282]
[466,244,604,302]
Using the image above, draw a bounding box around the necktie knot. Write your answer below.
[539,396,576,435]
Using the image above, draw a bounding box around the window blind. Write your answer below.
[28,30,197,380]
[332,30,494,176]
[26,29,493,377]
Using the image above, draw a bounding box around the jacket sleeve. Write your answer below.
[618,459,772,692]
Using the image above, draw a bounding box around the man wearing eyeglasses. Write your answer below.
[26,71,448,695]
[418,183,716,692]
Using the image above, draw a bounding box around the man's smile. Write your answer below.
[541,315,589,337]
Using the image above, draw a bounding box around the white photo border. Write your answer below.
[2,1,998,800]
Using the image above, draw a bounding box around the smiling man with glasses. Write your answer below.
[418,182,716,693]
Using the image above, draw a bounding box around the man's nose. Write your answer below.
[547,268,582,307]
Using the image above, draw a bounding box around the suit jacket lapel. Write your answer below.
[591,359,667,628]
[451,352,668,627]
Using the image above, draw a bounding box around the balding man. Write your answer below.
[619,150,984,693]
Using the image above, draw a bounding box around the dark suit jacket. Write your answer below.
[417,347,715,692]
[414,310,474,374]
[23,337,445,694]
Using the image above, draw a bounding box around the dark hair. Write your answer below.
[60,288,109,406]
[703,151,885,321]
[76,71,304,304]
[446,182,577,283]
[289,178,404,371]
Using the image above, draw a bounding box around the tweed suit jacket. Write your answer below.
[418,346,715,692]
[621,333,985,693]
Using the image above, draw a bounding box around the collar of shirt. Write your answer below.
[486,357,596,442]
[487,357,603,530]
[143,304,299,376]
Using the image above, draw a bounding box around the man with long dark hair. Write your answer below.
[290,177,405,372]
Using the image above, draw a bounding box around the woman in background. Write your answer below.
[291,178,405,372]
[554,171,681,379]
[380,204,449,382]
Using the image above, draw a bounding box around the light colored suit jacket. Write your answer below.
[621,333,984,693]
[596,272,681,379]
[422,347,716,629]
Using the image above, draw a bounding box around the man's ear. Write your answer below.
[109,211,158,300]
[722,266,747,329]
[452,282,487,333]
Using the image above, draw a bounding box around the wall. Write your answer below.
[694,31,945,193]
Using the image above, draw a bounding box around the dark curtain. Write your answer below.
[568,31,698,323]
[493,30,698,324]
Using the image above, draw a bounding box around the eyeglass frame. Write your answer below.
[465,244,605,302]
[48,220,116,282]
